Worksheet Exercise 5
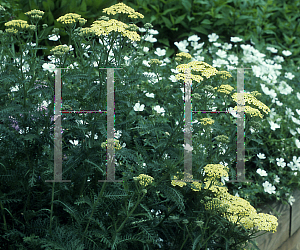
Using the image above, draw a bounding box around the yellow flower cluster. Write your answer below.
[203,164,229,180]
[215,70,232,79]
[102,3,144,19]
[234,105,264,118]
[202,164,278,233]
[89,19,141,42]
[176,61,219,83]
[4,20,36,33]
[171,172,202,191]
[214,84,234,95]
[170,163,278,233]
[50,45,70,56]
[57,13,87,27]
[199,117,215,126]
[101,139,122,150]
[133,174,154,187]
[25,9,44,21]
[149,59,162,65]
[175,52,193,60]
[232,92,270,115]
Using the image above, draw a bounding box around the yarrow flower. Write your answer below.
[102,3,144,19]
[133,174,154,187]
[199,117,214,126]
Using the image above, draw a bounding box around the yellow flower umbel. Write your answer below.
[214,84,234,95]
[101,139,122,150]
[149,59,162,66]
[202,163,278,233]
[4,19,36,35]
[133,174,154,187]
[89,19,141,42]
[50,45,70,57]
[176,60,221,83]
[57,13,87,29]
[199,117,214,126]
[102,3,144,19]
[231,92,270,118]
[25,9,44,22]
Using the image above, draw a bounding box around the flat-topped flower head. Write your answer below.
[50,45,70,56]
[5,20,36,33]
[103,3,144,19]
[133,174,154,187]
[25,9,44,21]
[90,19,141,42]
[199,117,215,126]
[214,84,234,95]
[57,13,87,27]
[231,92,270,118]
[176,61,219,83]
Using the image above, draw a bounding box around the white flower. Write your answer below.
[145,92,154,98]
[133,103,145,111]
[287,162,298,171]
[69,140,79,146]
[284,72,295,80]
[296,139,300,149]
[144,34,157,43]
[213,42,222,47]
[208,33,219,42]
[276,158,286,168]
[256,168,268,176]
[282,50,292,56]
[277,81,293,95]
[257,153,266,159]
[216,49,227,58]
[169,75,178,82]
[139,27,147,32]
[10,85,19,92]
[262,181,276,194]
[174,40,189,52]
[297,92,300,100]
[153,105,165,115]
[143,47,149,53]
[269,120,280,130]
[285,107,295,118]
[230,37,243,42]
[266,47,278,53]
[274,175,280,183]
[222,43,232,50]
[42,63,56,73]
[154,48,166,56]
[188,35,201,42]
[114,129,122,139]
[291,116,300,125]
[296,109,300,116]
[142,60,150,67]
[48,34,60,41]
[148,29,159,35]
[221,176,229,185]
[288,195,296,206]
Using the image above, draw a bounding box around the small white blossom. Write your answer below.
[256,168,268,177]
[262,181,276,194]
[257,153,266,159]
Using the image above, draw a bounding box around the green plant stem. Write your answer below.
[49,181,55,236]
[83,181,107,237]
[115,191,146,234]
[0,199,7,231]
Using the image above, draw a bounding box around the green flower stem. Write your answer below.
[49,182,55,236]
[115,191,147,234]
[82,181,108,237]
[0,198,7,231]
